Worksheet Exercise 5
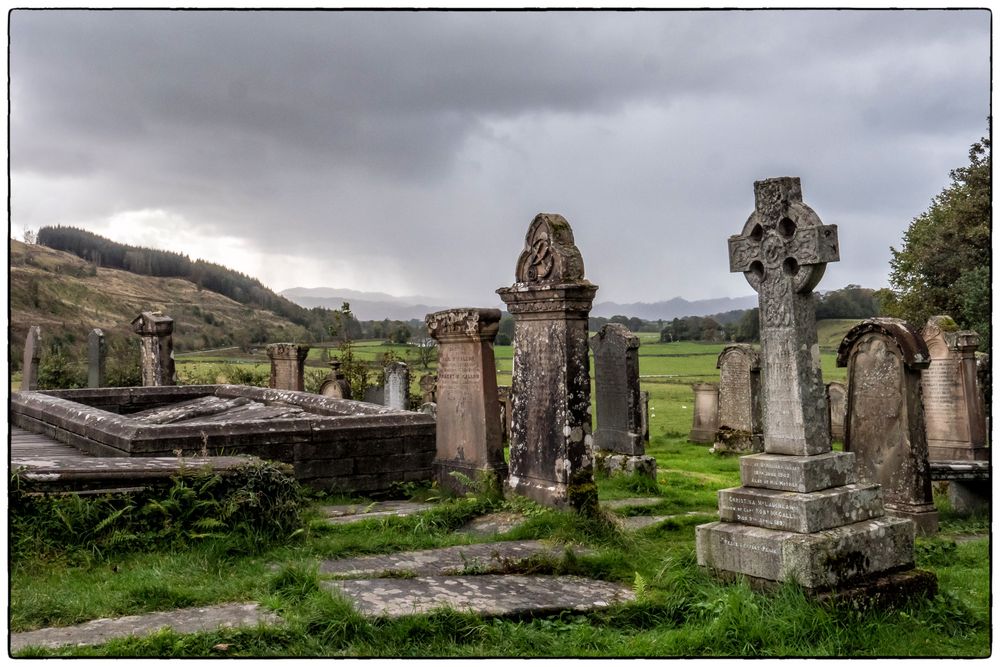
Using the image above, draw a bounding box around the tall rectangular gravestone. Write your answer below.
[88,328,106,388]
[826,381,847,441]
[838,318,938,535]
[696,177,933,598]
[21,326,42,391]
[131,311,175,387]
[384,361,410,411]
[589,323,656,479]
[497,213,599,512]
[426,308,507,493]
[713,344,763,454]
[689,383,719,443]
[920,316,988,462]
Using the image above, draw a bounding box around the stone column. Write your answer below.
[266,343,310,391]
[697,177,931,597]
[384,361,410,411]
[319,359,352,399]
[21,326,41,391]
[88,328,106,388]
[639,391,651,443]
[826,381,847,441]
[838,318,938,535]
[920,316,988,461]
[131,311,175,387]
[589,323,656,478]
[713,344,763,453]
[426,308,507,493]
[688,383,719,443]
[497,213,599,512]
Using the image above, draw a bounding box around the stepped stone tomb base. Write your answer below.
[11,385,435,493]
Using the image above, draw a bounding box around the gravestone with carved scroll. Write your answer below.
[426,308,507,493]
[696,178,933,598]
[497,214,598,512]
[838,318,938,535]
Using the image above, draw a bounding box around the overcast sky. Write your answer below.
[9,9,990,305]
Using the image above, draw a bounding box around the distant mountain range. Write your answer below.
[280,286,758,322]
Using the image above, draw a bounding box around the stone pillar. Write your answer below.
[426,308,508,493]
[21,326,41,391]
[87,328,106,388]
[319,359,352,399]
[920,316,988,461]
[497,385,513,443]
[384,361,410,411]
[266,343,310,391]
[689,383,719,443]
[713,344,763,453]
[639,390,651,443]
[497,213,599,512]
[589,323,656,479]
[697,177,931,597]
[838,318,939,535]
[826,381,847,441]
[131,311,175,387]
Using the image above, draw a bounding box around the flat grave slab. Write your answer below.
[619,511,716,531]
[9,602,281,653]
[318,540,585,578]
[601,497,663,510]
[456,511,528,536]
[322,574,634,619]
[319,500,436,524]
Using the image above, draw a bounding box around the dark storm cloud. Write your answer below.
[10,9,990,302]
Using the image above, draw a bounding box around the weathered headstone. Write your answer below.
[497,385,513,442]
[713,344,762,453]
[697,177,931,597]
[131,311,175,387]
[688,383,719,443]
[419,373,438,405]
[826,381,847,441]
[639,390,651,442]
[838,318,938,535]
[384,361,410,411]
[496,213,599,512]
[426,308,507,493]
[87,328,106,388]
[266,343,310,391]
[589,324,656,479]
[319,359,352,399]
[920,316,988,461]
[21,326,42,391]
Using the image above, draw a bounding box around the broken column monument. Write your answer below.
[426,308,508,493]
[266,343,310,392]
[696,177,934,599]
[838,318,939,535]
[589,323,656,478]
[713,344,763,454]
[131,311,176,387]
[21,326,42,391]
[497,213,599,512]
[88,328,106,389]
[689,383,719,443]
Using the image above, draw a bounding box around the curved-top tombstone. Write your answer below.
[497,214,598,512]
[837,318,938,535]
[713,344,762,453]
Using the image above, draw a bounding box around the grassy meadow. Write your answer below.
[9,319,991,657]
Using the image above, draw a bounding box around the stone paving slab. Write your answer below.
[319,500,436,524]
[601,497,663,510]
[456,511,529,536]
[318,540,586,578]
[322,574,634,619]
[10,603,281,653]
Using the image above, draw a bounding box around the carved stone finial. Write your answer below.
[514,213,586,284]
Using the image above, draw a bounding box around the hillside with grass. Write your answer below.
[9,239,311,365]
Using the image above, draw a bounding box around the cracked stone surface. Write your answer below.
[318,540,586,578]
[323,574,634,618]
[9,603,281,653]
[319,501,436,524]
